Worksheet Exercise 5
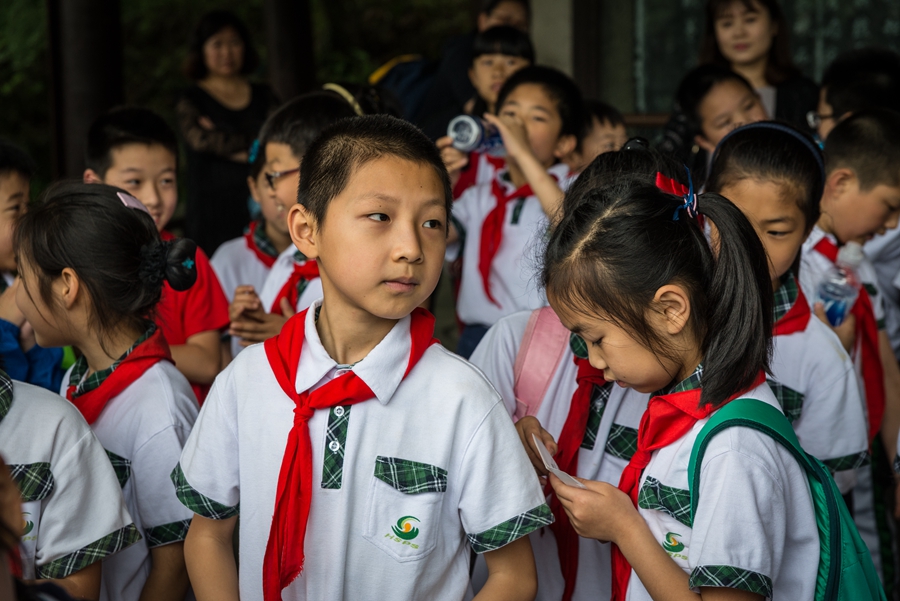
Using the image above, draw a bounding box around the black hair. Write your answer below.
[496,65,586,148]
[822,47,900,116]
[0,139,35,180]
[471,26,535,64]
[584,100,625,128]
[15,183,197,352]
[183,10,259,80]
[85,107,178,178]
[676,64,757,137]
[824,109,900,191]
[257,92,359,164]
[481,0,530,16]
[298,115,451,229]
[543,181,772,408]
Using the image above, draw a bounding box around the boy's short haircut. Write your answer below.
[495,65,586,147]
[258,92,359,163]
[298,115,451,228]
[584,100,625,128]
[822,47,900,116]
[471,26,535,64]
[85,107,178,178]
[824,108,900,191]
[676,64,755,135]
[0,139,35,180]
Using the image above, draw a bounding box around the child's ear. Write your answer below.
[824,168,857,202]
[83,169,103,184]
[694,134,716,155]
[55,267,82,310]
[653,284,691,336]
[247,176,261,204]
[553,134,578,161]
[288,204,318,259]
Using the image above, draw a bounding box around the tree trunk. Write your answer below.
[263,0,317,101]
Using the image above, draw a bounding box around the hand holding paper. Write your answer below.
[532,433,587,489]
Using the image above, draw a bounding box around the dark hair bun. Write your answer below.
[164,238,199,292]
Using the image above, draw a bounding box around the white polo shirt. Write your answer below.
[865,227,900,356]
[448,163,573,327]
[210,235,274,303]
[470,309,649,600]
[175,303,551,601]
[0,376,138,581]
[626,378,819,600]
[258,246,323,315]
[61,360,198,601]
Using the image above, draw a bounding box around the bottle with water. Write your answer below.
[816,241,864,326]
[447,115,505,156]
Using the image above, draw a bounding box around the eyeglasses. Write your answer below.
[806,110,834,130]
[265,167,300,190]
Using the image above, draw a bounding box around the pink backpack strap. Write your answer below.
[512,307,571,421]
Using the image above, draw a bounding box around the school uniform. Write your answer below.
[452,151,505,200]
[61,326,198,601]
[623,370,819,600]
[157,230,230,404]
[174,302,550,601]
[257,245,323,316]
[769,271,869,492]
[470,309,649,601]
[0,370,139,581]
[865,227,900,357]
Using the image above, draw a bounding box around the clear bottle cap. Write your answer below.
[837,241,864,268]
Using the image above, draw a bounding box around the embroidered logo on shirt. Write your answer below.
[391,516,420,540]
[22,512,33,536]
[662,532,685,553]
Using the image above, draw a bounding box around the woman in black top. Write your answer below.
[176,10,278,256]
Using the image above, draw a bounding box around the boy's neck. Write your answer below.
[315,301,399,366]
[81,324,147,377]
[264,219,292,255]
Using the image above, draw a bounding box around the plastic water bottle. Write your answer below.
[447,115,505,156]
[815,241,864,326]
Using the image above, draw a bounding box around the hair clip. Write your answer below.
[672,166,698,221]
[117,191,151,216]
[248,139,261,164]
[655,172,689,197]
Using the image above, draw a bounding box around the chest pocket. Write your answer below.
[364,456,447,562]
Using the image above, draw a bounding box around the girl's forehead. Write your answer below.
[715,0,762,17]
[502,84,558,112]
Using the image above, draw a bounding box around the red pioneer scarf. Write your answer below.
[244,221,278,268]
[550,356,607,601]
[610,370,766,601]
[813,237,884,441]
[66,328,173,425]
[773,281,811,336]
[270,259,321,316]
[262,307,438,601]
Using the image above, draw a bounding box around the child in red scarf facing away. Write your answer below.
[175,115,549,601]
[14,183,199,601]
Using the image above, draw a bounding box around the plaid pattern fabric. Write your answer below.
[605,423,638,460]
[321,406,352,489]
[569,333,588,360]
[145,519,191,548]
[772,271,798,323]
[105,450,131,489]
[689,565,773,597]
[510,198,526,225]
[374,456,448,494]
[171,463,239,519]
[766,379,804,423]
[10,462,54,502]
[824,451,870,472]
[638,476,692,527]
[467,503,553,554]
[669,364,703,394]
[293,250,314,298]
[0,369,12,423]
[581,383,613,450]
[69,326,155,399]
[253,219,278,259]
[37,524,141,580]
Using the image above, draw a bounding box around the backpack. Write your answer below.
[511,307,571,422]
[688,399,886,600]
[368,55,439,122]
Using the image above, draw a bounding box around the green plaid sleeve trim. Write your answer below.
[322,406,352,489]
[105,450,132,489]
[37,524,141,580]
[171,463,239,519]
[581,383,612,451]
[145,519,191,548]
[766,379,804,423]
[374,456,448,494]
[605,424,638,460]
[0,370,12,423]
[10,462,54,502]
[467,504,553,554]
[864,283,879,298]
[772,272,798,323]
[689,565,773,597]
[824,451,870,472]
[637,476,692,527]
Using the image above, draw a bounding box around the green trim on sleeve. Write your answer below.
[467,503,553,554]
[170,463,239,519]
[36,524,141,579]
[374,456,448,494]
[637,476,692,527]
[10,462,54,502]
[105,450,131,489]
[689,565,773,597]
[766,379,804,423]
[823,451,870,473]
[145,519,191,548]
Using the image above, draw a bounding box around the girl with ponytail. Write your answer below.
[544,179,820,600]
[14,182,198,601]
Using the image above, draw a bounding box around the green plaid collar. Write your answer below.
[69,325,155,399]
[667,364,703,394]
[293,249,309,263]
[253,219,279,259]
[772,271,798,323]
[0,369,12,424]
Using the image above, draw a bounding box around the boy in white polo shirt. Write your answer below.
[176,115,550,601]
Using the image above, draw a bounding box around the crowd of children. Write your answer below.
[2,0,900,599]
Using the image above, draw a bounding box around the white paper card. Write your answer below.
[532,433,587,489]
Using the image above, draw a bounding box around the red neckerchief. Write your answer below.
[66,328,173,425]
[270,259,320,315]
[610,370,766,601]
[550,356,607,601]
[262,307,438,601]
[244,221,278,268]
[479,174,557,307]
[452,152,506,199]
[773,281,811,336]
[813,237,884,441]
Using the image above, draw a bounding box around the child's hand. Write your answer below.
[483,112,533,164]
[229,303,291,346]
[0,279,25,328]
[549,474,641,544]
[515,416,556,476]
[229,286,263,322]
[436,136,468,187]
[813,302,857,353]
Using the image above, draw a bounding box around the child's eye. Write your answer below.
[423,219,443,229]
[125,179,141,187]
[591,338,603,348]
[500,110,516,118]
[160,177,176,186]
[368,213,389,222]
[767,230,789,238]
